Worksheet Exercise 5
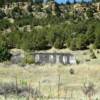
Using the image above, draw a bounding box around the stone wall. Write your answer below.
[34,53,76,64]
[11,52,76,65]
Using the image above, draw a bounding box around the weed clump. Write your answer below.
[0,82,41,97]
[90,49,96,59]
[69,68,75,75]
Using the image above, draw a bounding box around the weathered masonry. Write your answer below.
[11,51,76,65]
[34,53,76,64]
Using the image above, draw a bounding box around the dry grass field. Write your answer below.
[0,49,100,100]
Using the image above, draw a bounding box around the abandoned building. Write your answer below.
[11,50,76,65]
[34,53,76,64]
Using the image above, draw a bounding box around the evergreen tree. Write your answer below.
[76,34,88,50]
[73,0,76,4]
[66,0,71,5]
[0,35,11,62]
[94,24,100,48]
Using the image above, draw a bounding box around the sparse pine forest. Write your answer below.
[0,0,100,61]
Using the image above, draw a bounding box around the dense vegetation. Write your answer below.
[1,17,100,51]
[0,35,11,62]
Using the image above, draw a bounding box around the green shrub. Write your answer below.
[76,59,80,64]
[97,50,100,54]
[0,10,6,19]
[54,38,64,49]
[94,23,100,49]
[76,34,88,50]
[0,46,11,62]
[69,68,75,75]
[0,19,11,30]
[11,7,23,19]
[25,53,34,64]
[20,80,28,86]
[70,39,77,51]
[20,53,34,65]
[85,59,90,62]
[90,49,96,59]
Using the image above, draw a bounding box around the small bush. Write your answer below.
[85,59,90,62]
[97,50,100,54]
[54,38,64,49]
[82,82,96,99]
[76,59,80,64]
[25,53,34,64]
[0,46,12,62]
[69,68,75,75]
[90,53,96,59]
[70,39,77,51]
[20,80,27,87]
[0,82,41,97]
[90,49,96,59]
[19,53,34,66]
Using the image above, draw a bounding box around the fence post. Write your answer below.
[27,81,31,100]
[15,75,19,100]
[38,81,42,100]
[48,84,52,100]
[58,74,61,100]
